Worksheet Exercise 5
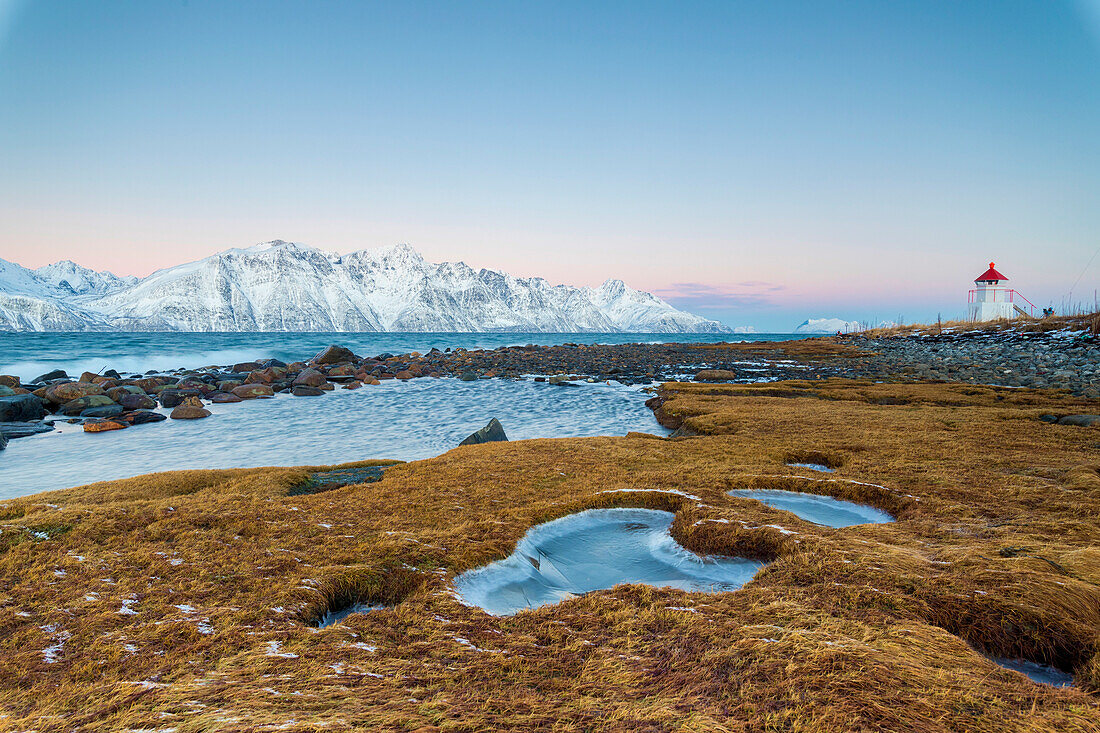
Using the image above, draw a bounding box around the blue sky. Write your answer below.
[0,0,1098,330]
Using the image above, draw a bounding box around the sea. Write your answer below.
[0,332,801,498]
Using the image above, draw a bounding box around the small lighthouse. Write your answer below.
[967,262,1036,321]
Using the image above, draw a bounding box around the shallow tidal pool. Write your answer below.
[453,508,765,616]
[1,378,667,499]
[728,488,894,527]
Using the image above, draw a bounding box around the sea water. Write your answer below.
[0,331,800,383]
[1,377,668,498]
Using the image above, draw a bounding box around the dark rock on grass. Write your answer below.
[1056,415,1100,427]
[80,404,125,419]
[695,369,738,381]
[1039,414,1059,424]
[121,410,167,425]
[32,369,68,383]
[171,405,212,420]
[0,422,54,439]
[288,465,390,496]
[0,394,47,422]
[60,395,116,416]
[313,345,357,365]
[291,385,325,397]
[459,418,508,447]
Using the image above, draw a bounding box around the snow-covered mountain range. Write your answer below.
[0,241,729,333]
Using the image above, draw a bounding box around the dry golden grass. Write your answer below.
[860,312,1100,338]
[1,380,1098,731]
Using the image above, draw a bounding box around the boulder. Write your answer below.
[0,394,47,422]
[216,380,242,392]
[107,385,146,401]
[459,371,479,382]
[59,395,117,416]
[395,370,414,380]
[157,389,199,408]
[171,405,212,420]
[209,391,243,404]
[459,418,509,447]
[232,361,261,372]
[291,385,325,397]
[1057,415,1100,427]
[32,369,68,384]
[83,419,127,433]
[120,410,167,425]
[312,345,357,365]
[0,385,17,397]
[0,375,19,389]
[259,358,288,369]
[694,369,738,382]
[118,393,157,410]
[80,404,125,419]
[103,369,122,379]
[0,421,54,440]
[293,368,327,387]
[328,365,357,377]
[342,380,363,390]
[45,382,105,404]
[231,383,274,399]
[0,431,7,449]
[79,371,101,384]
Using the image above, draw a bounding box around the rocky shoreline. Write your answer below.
[1,326,1096,449]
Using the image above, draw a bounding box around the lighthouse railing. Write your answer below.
[968,288,1038,316]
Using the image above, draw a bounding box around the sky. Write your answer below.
[0,1,1098,331]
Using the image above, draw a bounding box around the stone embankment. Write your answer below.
[837,327,1100,398]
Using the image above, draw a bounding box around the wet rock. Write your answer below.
[32,369,68,384]
[0,422,54,439]
[106,385,146,400]
[395,370,414,380]
[459,371,479,382]
[694,369,738,381]
[0,394,46,422]
[459,418,508,446]
[80,404,125,419]
[342,380,363,390]
[120,410,167,425]
[79,371,102,384]
[103,369,122,380]
[217,379,242,392]
[158,389,202,408]
[83,419,127,433]
[45,382,106,404]
[60,395,117,416]
[0,432,5,449]
[259,358,288,369]
[209,391,243,403]
[232,361,261,372]
[313,345,357,365]
[231,383,274,399]
[171,404,212,419]
[1057,415,1100,427]
[327,365,357,378]
[118,393,157,410]
[293,368,327,387]
[0,375,19,389]
[292,385,325,397]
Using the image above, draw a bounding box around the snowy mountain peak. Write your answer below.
[0,242,731,333]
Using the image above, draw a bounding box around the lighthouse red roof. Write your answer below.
[975,262,1008,283]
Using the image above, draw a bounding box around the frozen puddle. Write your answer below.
[728,489,893,527]
[453,508,765,616]
[316,602,387,628]
[786,462,834,473]
[988,656,1074,687]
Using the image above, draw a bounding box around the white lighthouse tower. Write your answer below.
[967,262,1036,321]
